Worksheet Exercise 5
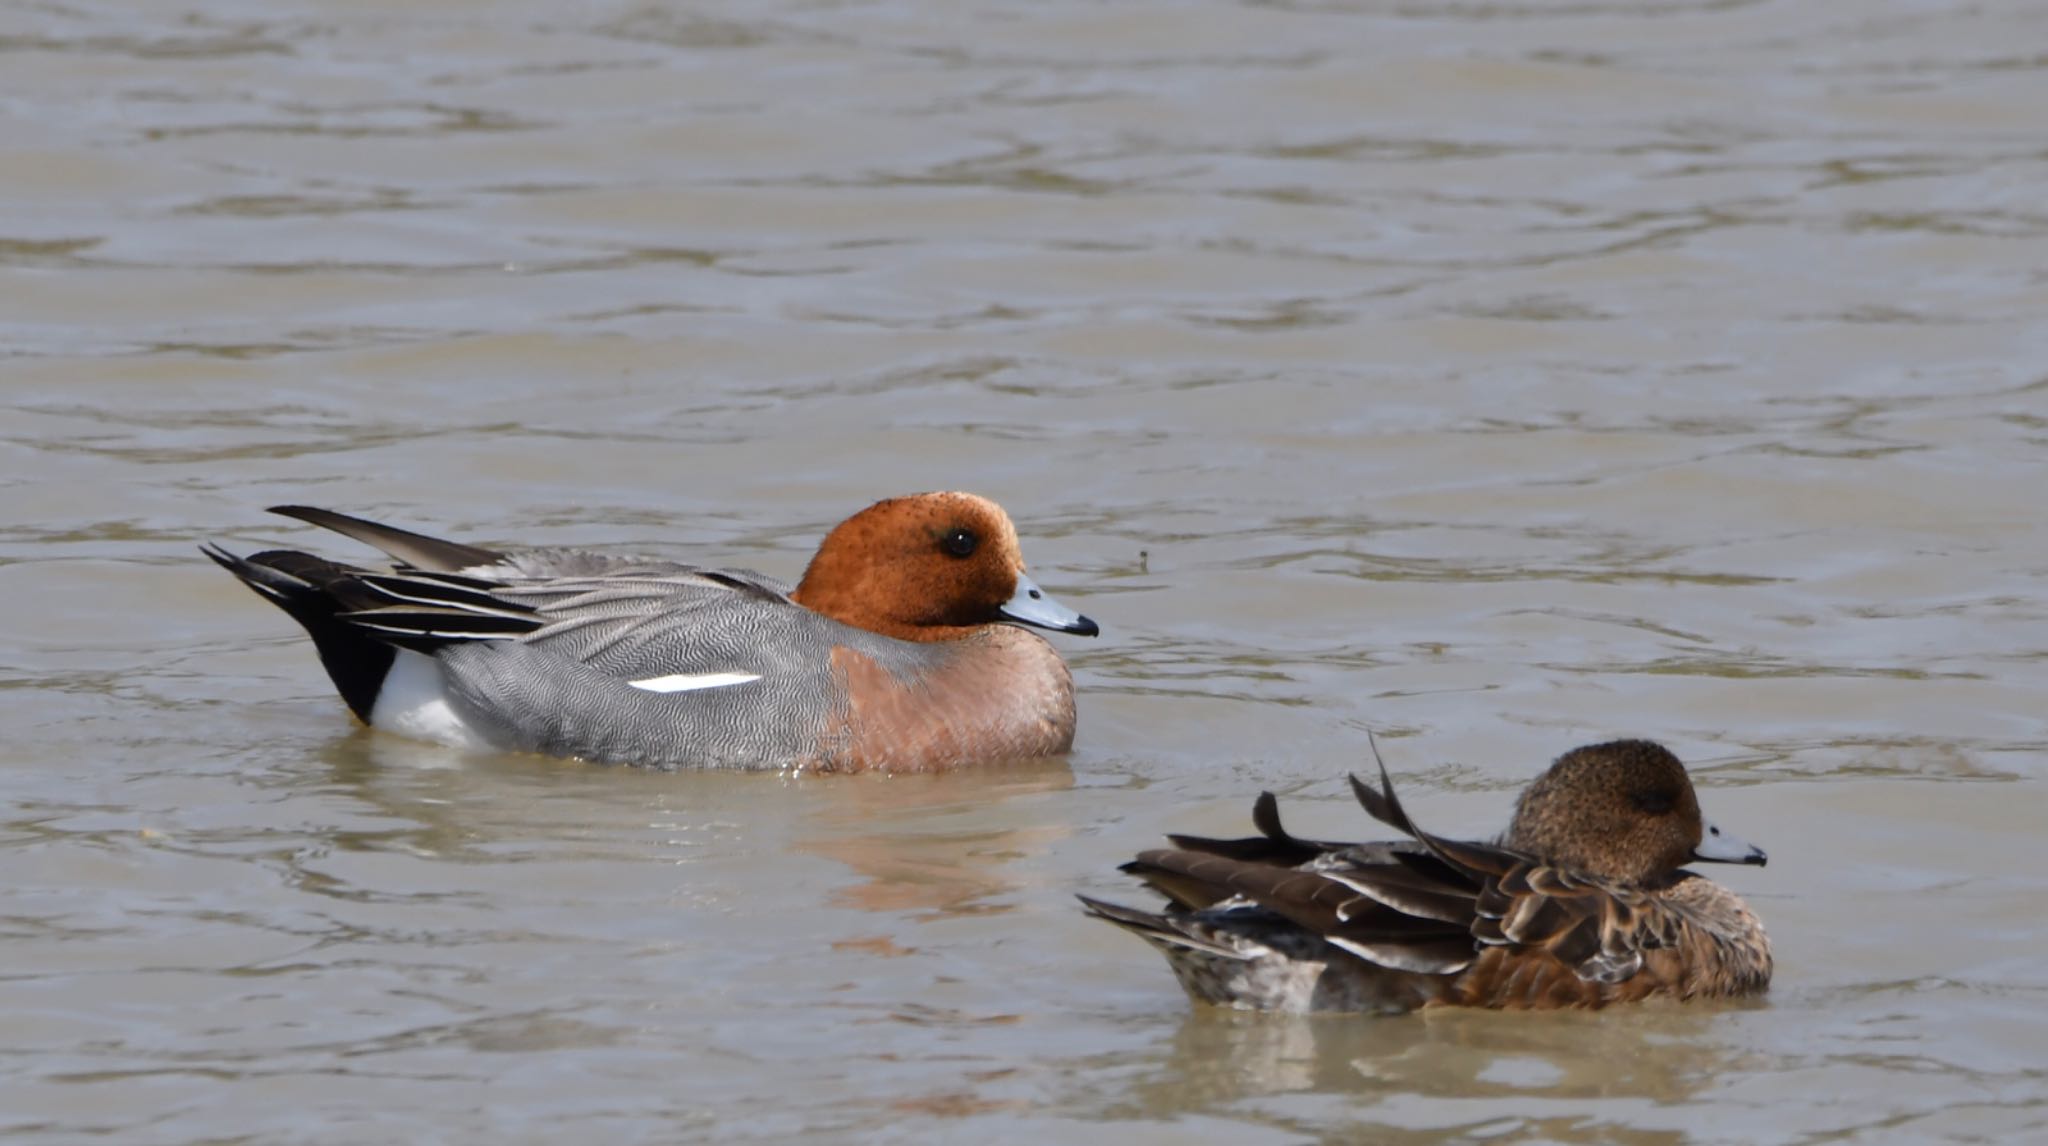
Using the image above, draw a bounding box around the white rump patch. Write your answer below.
[370,650,493,751]
[628,671,762,694]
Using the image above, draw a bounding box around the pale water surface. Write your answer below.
[3,0,2047,1142]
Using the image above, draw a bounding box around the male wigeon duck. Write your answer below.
[204,493,1098,772]
[1081,739,1770,1013]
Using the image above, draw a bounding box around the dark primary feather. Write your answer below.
[1347,769,1515,881]
[270,505,504,571]
[267,505,754,587]
[344,608,543,652]
[1161,791,1348,867]
[355,571,530,614]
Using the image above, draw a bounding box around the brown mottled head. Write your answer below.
[1503,739,1766,885]
[790,492,1099,644]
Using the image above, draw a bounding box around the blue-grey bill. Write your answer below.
[1692,819,1767,866]
[998,572,1099,637]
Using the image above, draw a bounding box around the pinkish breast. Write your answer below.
[809,627,1077,773]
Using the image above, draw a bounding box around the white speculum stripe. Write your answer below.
[627,672,763,694]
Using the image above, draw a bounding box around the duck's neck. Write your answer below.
[789,581,978,644]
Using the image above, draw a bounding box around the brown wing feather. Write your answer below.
[1124,849,1363,931]
[1317,867,1477,925]
[1347,768,1671,993]
[1125,828,1481,978]
[1463,855,1666,990]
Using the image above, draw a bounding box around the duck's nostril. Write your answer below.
[1029,589,1042,599]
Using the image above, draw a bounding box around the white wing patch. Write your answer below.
[628,671,763,694]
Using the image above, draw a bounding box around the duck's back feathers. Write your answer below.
[210,538,872,766]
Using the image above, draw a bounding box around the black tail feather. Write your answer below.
[204,544,393,722]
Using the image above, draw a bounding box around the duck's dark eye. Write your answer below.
[1631,789,1676,815]
[940,527,978,559]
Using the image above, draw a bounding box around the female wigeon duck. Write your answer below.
[1081,739,1771,1013]
[204,493,1098,772]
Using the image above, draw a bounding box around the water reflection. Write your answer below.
[795,762,1074,917]
[1113,1003,1759,1141]
[303,734,1076,925]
